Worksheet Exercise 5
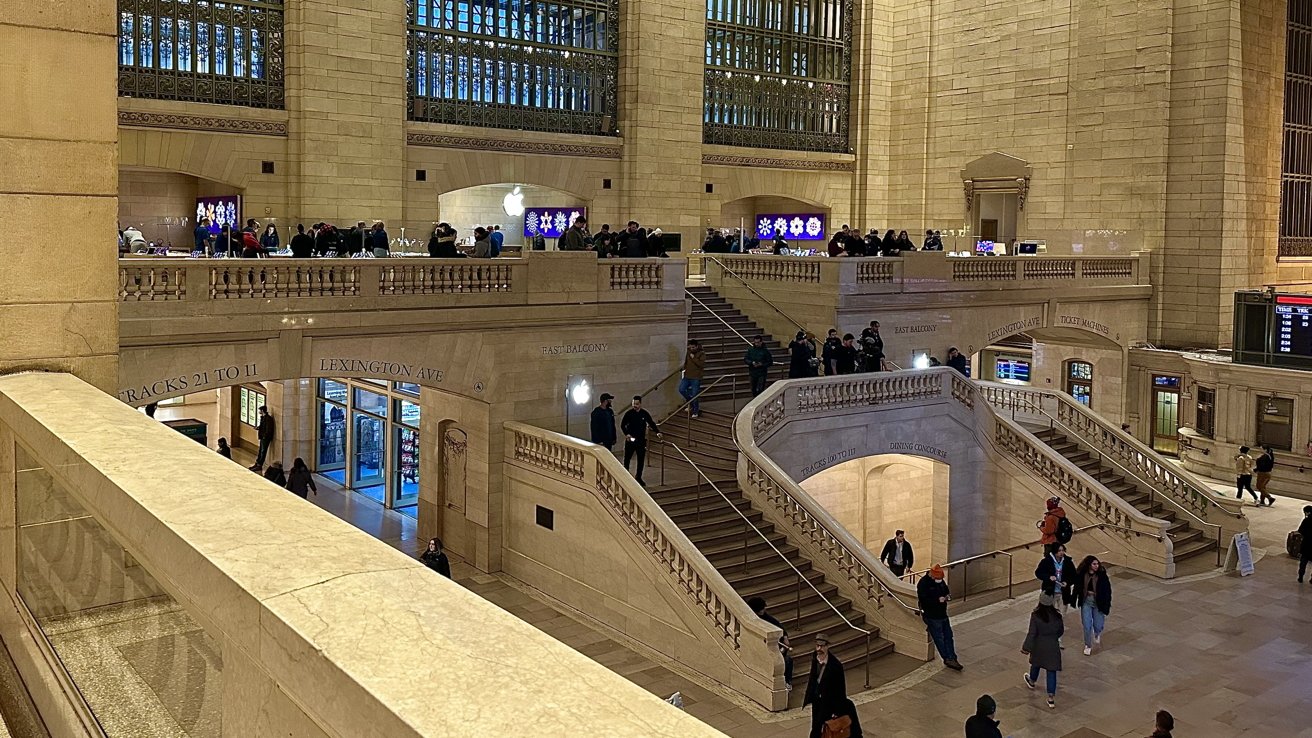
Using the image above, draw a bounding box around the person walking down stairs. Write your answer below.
[679,340,706,418]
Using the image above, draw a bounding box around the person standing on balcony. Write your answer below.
[562,216,589,251]
[489,224,504,257]
[1234,446,1258,503]
[290,224,314,258]
[620,221,648,257]
[251,406,275,472]
[836,334,858,375]
[827,226,850,257]
[918,565,963,670]
[371,222,390,258]
[1022,594,1064,709]
[260,223,280,253]
[822,329,842,375]
[879,529,914,577]
[1254,446,1276,506]
[344,222,366,256]
[590,394,617,451]
[194,217,213,254]
[620,396,661,486]
[1073,555,1111,656]
[788,331,818,379]
[1298,505,1312,584]
[745,336,775,396]
[747,597,793,688]
[678,340,706,418]
[1037,496,1070,556]
[896,230,918,252]
[947,347,970,376]
[472,227,493,258]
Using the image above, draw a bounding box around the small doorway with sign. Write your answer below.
[1150,375,1181,456]
[1065,360,1093,408]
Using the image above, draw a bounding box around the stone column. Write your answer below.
[269,379,316,469]
[283,0,407,226]
[617,0,705,242]
[850,0,896,228]
[0,0,119,390]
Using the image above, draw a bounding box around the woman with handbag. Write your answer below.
[1073,555,1112,655]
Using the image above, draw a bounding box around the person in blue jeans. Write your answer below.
[678,339,706,418]
[1073,555,1112,655]
[916,565,963,670]
[1022,594,1064,708]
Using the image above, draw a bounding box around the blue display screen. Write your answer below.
[996,358,1031,382]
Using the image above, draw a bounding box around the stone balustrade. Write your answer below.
[118,254,684,307]
[503,421,786,711]
[0,373,725,737]
[708,251,1149,294]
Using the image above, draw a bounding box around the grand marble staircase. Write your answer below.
[1028,426,1218,562]
[652,410,896,699]
[685,286,789,404]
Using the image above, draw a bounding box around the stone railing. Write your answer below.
[705,251,1150,295]
[118,254,684,307]
[503,422,785,710]
[739,368,1177,579]
[0,373,724,738]
[978,382,1246,535]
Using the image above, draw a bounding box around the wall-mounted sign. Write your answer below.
[503,186,526,216]
[524,207,586,239]
[196,195,241,236]
[756,213,826,241]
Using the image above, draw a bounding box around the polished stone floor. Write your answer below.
[160,402,1312,737]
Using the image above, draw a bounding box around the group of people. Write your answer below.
[559,218,670,257]
[1233,444,1279,506]
[589,393,662,485]
[776,321,970,383]
[826,226,945,258]
[188,218,395,258]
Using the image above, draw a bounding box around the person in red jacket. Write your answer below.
[1037,497,1067,556]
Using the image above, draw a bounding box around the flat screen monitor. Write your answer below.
[1018,241,1039,254]
[995,358,1031,383]
[975,240,995,254]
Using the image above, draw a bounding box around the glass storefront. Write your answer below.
[316,379,420,516]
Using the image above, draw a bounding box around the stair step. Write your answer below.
[695,528,786,556]
[667,500,756,527]
[725,559,816,588]
[709,544,801,570]
[1171,536,1217,561]
[737,573,836,603]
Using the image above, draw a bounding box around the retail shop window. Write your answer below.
[1256,395,1294,451]
[1195,386,1216,439]
[1065,360,1093,408]
[239,386,266,427]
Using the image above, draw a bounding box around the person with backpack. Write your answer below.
[1038,496,1071,555]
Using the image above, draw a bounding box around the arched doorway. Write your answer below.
[437,183,590,250]
[119,166,244,248]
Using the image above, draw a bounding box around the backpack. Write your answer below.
[1055,516,1074,544]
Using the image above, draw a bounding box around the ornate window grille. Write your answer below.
[1281,0,1312,258]
[408,0,619,136]
[117,0,284,109]
[703,0,851,153]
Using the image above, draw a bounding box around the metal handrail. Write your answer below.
[704,256,809,334]
[639,365,683,401]
[686,288,753,346]
[1030,404,1224,566]
[657,374,736,426]
[662,442,876,689]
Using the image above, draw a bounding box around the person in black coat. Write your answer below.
[1298,505,1312,583]
[878,530,914,576]
[835,334,858,375]
[619,222,647,258]
[879,229,897,256]
[285,457,317,499]
[1073,555,1111,654]
[821,329,842,375]
[1022,597,1064,707]
[859,322,885,372]
[946,347,969,376]
[788,331,817,379]
[420,537,452,578]
[1035,544,1076,606]
[619,396,661,485]
[964,694,1004,738]
[290,224,315,258]
[590,394,617,451]
[804,637,861,738]
[262,461,287,487]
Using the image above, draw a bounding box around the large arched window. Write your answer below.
[408,0,619,136]
[118,0,284,108]
[703,0,851,152]
[1281,0,1312,257]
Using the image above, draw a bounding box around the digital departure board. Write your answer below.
[1233,291,1312,370]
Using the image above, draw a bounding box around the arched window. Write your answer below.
[1065,360,1093,407]
[1280,0,1312,257]
[703,0,851,152]
[118,0,284,108]
[408,0,619,136]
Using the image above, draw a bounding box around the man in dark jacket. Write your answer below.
[803,636,857,738]
[1255,446,1276,506]
[947,346,969,376]
[290,224,315,258]
[964,694,1004,738]
[821,329,842,376]
[1299,505,1312,583]
[744,336,775,396]
[878,530,914,577]
[562,216,589,251]
[590,393,617,451]
[252,405,275,472]
[917,565,963,670]
[836,334,858,374]
[620,396,660,485]
[620,221,647,257]
[859,321,884,372]
[1035,544,1076,606]
[344,222,366,255]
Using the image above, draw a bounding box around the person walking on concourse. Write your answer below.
[964,694,1009,738]
[879,529,914,577]
[1298,505,1312,583]
[285,457,317,499]
[1073,555,1111,655]
[590,393,617,451]
[1234,445,1258,503]
[917,564,963,671]
[620,396,661,485]
[1022,593,1064,709]
[803,636,862,738]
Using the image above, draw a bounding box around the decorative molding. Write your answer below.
[118,111,288,136]
[701,154,855,172]
[964,179,975,212]
[1017,177,1031,211]
[406,132,622,159]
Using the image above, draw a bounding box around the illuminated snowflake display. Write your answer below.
[754,212,827,241]
[521,207,587,239]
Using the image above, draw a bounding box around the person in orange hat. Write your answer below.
[916,564,963,670]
